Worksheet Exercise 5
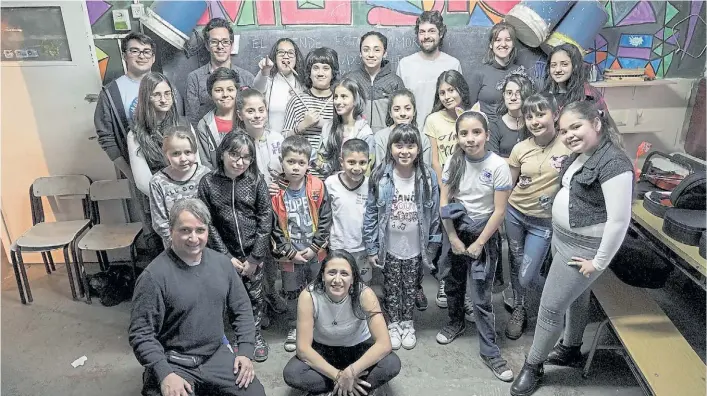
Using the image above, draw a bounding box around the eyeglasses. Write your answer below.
[208,39,232,48]
[227,151,252,163]
[276,50,296,58]
[503,90,521,98]
[127,48,154,58]
[150,91,173,100]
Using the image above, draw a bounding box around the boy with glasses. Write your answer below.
[186,18,255,126]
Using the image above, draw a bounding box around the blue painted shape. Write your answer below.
[468,5,493,27]
[366,0,422,15]
[619,34,653,48]
[618,57,648,69]
[650,58,661,72]
[602,53,616,71]
[584,51,596,64]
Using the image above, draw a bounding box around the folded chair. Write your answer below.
[76,180,143,304]
[10,175,93,304]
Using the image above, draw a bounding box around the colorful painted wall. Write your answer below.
[88,0,706,83]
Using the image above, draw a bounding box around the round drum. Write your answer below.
[141,1,208,49]
[542,1,609,55]
[505,1,574,48]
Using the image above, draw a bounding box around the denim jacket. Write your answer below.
[363,164,442,269]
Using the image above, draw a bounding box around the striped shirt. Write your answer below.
[282,90,334,179]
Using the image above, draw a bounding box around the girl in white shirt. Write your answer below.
[253,38,305,136]
[436,110,514,383]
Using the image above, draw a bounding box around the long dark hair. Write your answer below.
[235,88,267,131]
[268,38,305,83]
[559,100,624,149]
[215,130,259,180]
[133,72,183,171]
[309,250,368,320]
[544,44,588,107]
[445,111,489,198]
[521,92,559,141]
[431,70,472,114]
[319,78,366,177]
[370,124,432,200]
[385,88,418,127]
[483,22,519,65]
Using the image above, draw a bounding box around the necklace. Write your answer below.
[535,135,557,175]
[327,294,349,326]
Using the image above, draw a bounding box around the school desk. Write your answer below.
[631,200,706,291]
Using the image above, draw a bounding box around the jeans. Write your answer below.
[526,224,603,365]
[504,205,552,306]
[444,229,502,358]
[283,340,401,394]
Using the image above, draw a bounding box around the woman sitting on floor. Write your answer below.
[283,250,401,396]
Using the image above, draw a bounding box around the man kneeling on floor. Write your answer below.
[129,198,266,396]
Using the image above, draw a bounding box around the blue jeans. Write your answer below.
[504,205,552,306]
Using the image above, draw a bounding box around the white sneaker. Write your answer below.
[284,328,297,352]
[400,320,417,350]
[388,322,402,350]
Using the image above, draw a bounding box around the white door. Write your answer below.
[1,1,117,262]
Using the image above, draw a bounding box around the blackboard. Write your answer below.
[155,26,547,101]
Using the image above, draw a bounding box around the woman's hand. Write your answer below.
[368,255,381,269]
[258,57,274,75]
[333,367,371,396]
[568,256,597,278]
[301,110,321,130]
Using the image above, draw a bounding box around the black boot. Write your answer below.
[510,360,544,396]
[547,340,582,367]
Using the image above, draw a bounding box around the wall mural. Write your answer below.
[87,0,706,82]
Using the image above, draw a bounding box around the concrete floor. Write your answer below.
[2,260,675,396]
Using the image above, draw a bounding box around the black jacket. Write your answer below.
[344,60,405,132]
[197,171,272,265]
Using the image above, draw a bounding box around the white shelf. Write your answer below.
[591,79,678,88]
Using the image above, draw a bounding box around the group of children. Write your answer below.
[126,16,633,395]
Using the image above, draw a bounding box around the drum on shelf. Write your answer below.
[505,0,574,48]
[542,1,609,55]
[140,1,208,49]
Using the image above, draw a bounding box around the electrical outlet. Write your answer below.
[131,3,145,19]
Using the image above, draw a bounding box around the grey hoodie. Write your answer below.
[343,60,405,133]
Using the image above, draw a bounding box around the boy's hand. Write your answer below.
[268,182,280,197]
[242,260,261,277]
[293,252,308,264]
[231,257,245,273]
[301,248,315,261]
[466,241,484,259]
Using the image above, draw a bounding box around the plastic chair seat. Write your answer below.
[16,220,91,251]
[77,222,143,251]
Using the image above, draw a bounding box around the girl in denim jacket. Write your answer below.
[363,124,441,351]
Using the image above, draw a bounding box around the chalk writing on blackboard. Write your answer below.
[1,6,71,62]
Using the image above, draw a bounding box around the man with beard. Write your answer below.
[186,18,255,126]
[129,198,266,396]
[396,11,462,127]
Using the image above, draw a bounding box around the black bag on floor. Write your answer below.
[87,265,142,307]
[662,208,707,246]
[609,234,673,289]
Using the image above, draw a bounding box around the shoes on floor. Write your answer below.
[436,320,465,344]
[435,280,447,308]
[415,287,428,311]
[480,354,514,382]
[400,320,417,350]
[505,305,527,340]
[253,332,269,362]
[464,296,475,322]
[284,328,297,352]
[388,322,402,350]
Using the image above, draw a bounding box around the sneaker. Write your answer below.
[436,320,465,344]
[284,328,297,352]
[265,293,287,314]
[415,288,428,311]
[400,320,417,349]
[435,280,447,308]
[253,333,269,362]
[388,322,402,350]
[464,297,475,322]
[505,305,527,340]
[481,354,514,382]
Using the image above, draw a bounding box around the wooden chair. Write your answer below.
[76,180,143,304]
[10,175,93,304]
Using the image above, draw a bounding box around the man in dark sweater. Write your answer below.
[129,198,266,396]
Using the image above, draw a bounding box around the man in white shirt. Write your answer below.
[396,11,462,126]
